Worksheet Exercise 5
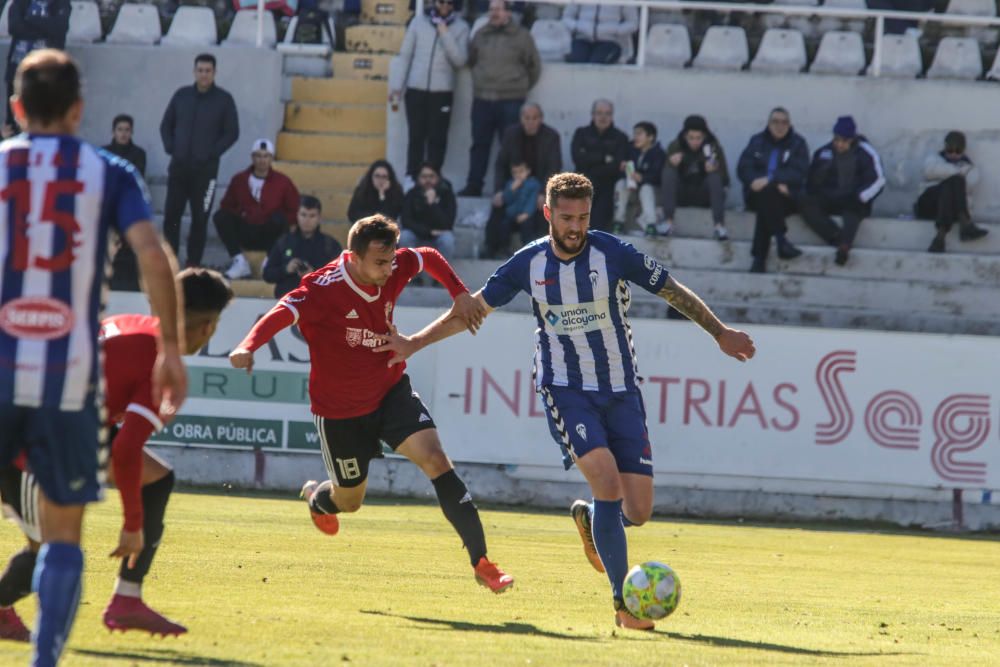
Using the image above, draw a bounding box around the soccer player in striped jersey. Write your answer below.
[229,214,514,593]
[0,51,186,665]
[0,268,232,641]
[374,172,755,630]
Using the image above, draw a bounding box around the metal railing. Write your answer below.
[410,0,1000,75]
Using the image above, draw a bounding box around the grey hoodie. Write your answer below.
[390,12,470,93]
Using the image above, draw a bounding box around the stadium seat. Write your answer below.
[870,33,922,78]
[945,0,995,16]
[645,23,690,68]
[161,6,217,47]
[224,10,277,47]
[530,19,571,63]
[816,0,867,34]
[106,4,161,45]
[692,26,749,71]
[985,47,1000,79]
[277,14,336,55]
[926,37,983,79]
[67,1,102,44]
[750,28,807,73]
[809,30,865,75]
[0,2,10,40]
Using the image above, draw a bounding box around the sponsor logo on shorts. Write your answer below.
[639,458,653,466]
[576,423,587,441]
[419,413,431,423]
[0,297,74,340]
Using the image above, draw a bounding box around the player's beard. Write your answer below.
[552,229,585,256]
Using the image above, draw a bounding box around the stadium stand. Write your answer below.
[224,9,278,48]
[750,28,808,73]
[530,19,572,63]
[809,30,866,75]
[692,25,749,70]
[160,6,217,47]
[645,23,691,68]
[67,1,103,44]
[106,4,162,45]
[926,36,984,79]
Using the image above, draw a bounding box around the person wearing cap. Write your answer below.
[213,139,300,280]
[160,53,240,267]
[737,107,810,274]
[661,114,731,240]
[915,130,989,254]
[799,115,885,266]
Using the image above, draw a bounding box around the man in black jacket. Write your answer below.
[262,196,342,298]
[160,53,240,267]
[737,107,809,273]
[104,114,148,292]
[571,99,629,232]
[4,0,70,132]
[489,102,561,242]
[400,162,457,260]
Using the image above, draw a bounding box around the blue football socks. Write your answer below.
[591,499,629,600]
[31,542,83,667]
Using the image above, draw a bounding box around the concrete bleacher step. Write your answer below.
[331,52,393,80]
[320,221,352,245]
[274,162,366,191]
[276,131,386,165]
[300,189,353,222]
[344,24,406,53]
[667,207,1000,255]
[230,279,275,299]
[290,77,387,105]
[284,103,387,135]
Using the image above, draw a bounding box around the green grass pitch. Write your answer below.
[0,489,998,666]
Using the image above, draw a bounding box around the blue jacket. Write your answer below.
[806,136,885,205]
[502,176,542,220]
[736,127,810,199]
[626,141,666,188]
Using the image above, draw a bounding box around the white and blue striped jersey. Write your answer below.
[0,134,151,410]
[482,231,670,393]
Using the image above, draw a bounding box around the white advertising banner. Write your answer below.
[109,294,1000,495]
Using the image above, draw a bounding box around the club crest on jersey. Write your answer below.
[576,423,587,441]
[0,297,74,340]
[345,327,364,347]
[589,269,599,292]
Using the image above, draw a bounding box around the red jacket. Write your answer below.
[220,166,300,227]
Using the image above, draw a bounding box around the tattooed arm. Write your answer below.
[658,276,756,362]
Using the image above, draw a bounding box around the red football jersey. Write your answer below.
[277,249,424,419]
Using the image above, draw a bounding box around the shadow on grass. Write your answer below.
[662,631,912,658]
[361,609,600,642]
[72,647,264,666]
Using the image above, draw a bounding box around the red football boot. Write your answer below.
[102,595,187,637]
[0,606,30,642]
[473,557,514,594]
[300,480,340,536]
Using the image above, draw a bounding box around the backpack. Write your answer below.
[293,8,334,44]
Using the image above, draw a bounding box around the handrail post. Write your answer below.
[637,3,649,67]
[256,0,264,48]
[872,13,884,77]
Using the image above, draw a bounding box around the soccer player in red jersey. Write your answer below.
[229,214,514,593]
[0,268,233,640]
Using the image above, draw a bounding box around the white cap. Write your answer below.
[251,138,275,155]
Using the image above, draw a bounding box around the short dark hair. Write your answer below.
[179,268,233,320]
[195,53,216,69]
[300,194,322,213]
[112,113,133,130]
[634,121,657,139]
[418,161,440,177]
[511,160,530,171]
[546,172,593,209]
[769,106,790,118]
[944,130,967,154]
[15,50,81,126]
[347,214,399,256]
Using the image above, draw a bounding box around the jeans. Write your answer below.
[399,228,455,260]
[163,159,219,266]
[567,38,622,64]
[798,192,869,247]
[213,209,289,257]
[747,185,796,260]
[661,166,726,225]
[404,88,453,178]
[915,175,969,231]
[465,97,523,193]
[613,181,658,228]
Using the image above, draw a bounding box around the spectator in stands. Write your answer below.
[799,116,885,266]
[263,195,342,298]
[389,0,470,184]
[104,114,148,292]
[459,0,541,197]
[662,114,730,241]
[4,0,69,133]
[348,159,405,222]
[483,160,542,258]
[213,139,299,280]
[491,102,561,239]
[401,162,457,260]
[737,107,809,274]
[916,130,989,254]
[614,121,666,237]
[571,98,629,232]
[160,53,240,268]
[561,3,638,64]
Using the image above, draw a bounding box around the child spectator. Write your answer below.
[614,121,665,237]
[661,114,730,241]
[483,160,542,258]
[347,160,405,222]
[916,130,989,254]
[262,196,342,298]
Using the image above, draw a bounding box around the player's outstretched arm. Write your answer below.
[229,301,298,375]
[127,221,187,415]
[416,247,486,333]
[373,291,492,366]
[658,276,756,362]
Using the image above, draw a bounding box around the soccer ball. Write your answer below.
[622,561,681,620]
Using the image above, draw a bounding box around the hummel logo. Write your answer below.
[69,477,85,491]
[419,413,431,423]
[346,309,359,319]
